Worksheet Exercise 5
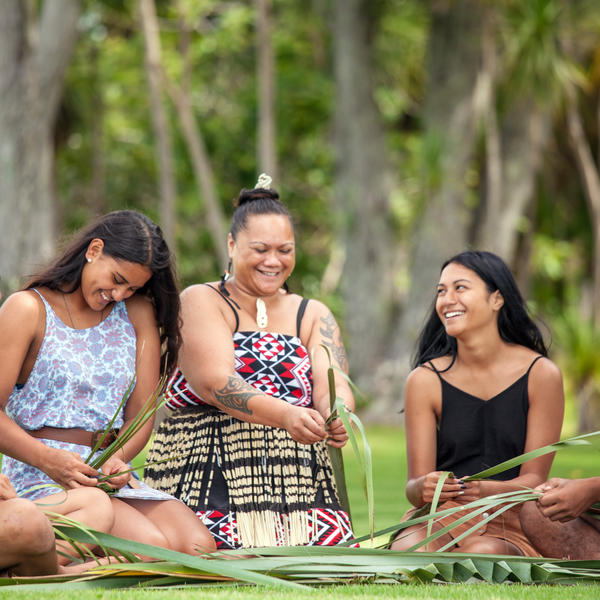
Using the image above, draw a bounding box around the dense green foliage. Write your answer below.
[42,0,600,421]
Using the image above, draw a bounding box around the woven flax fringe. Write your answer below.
[145,408,341,548]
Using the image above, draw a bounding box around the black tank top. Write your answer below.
[433,355,543,480]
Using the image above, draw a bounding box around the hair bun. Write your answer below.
[255,173,272,190]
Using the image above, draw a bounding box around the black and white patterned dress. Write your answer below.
[145,291,354,549]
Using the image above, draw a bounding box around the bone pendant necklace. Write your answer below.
[256,298,268,330]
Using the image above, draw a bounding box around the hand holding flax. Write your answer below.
[325,404,352,448]
[418,471,466,504]
[39,446,99,489]
[326,417,348,448]
[281,404,327,445]
[536,477,600,522]
[97,455,130,489]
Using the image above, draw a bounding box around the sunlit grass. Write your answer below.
[1,583,599,599]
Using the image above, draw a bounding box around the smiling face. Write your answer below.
[228,213,295,297]
[435,262,503,337]
[82,239,152,310]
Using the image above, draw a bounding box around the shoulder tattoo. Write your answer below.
[213,376,256,415]
[319,312,349,372]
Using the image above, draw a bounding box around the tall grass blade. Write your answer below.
[426,470,451,548]
[464,430,600,481]
[86,372,169,470]
[52,527,310,590]
[316,346,375,540]
[333,397,374,539]
[3,541,600,587]
[318,344,352,520]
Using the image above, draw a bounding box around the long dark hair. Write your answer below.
[25,210,181,372]
[413,250,547,369]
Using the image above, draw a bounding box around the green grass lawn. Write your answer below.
[3,426,599,597]
[1,584,599,600]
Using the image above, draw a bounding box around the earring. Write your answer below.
[221,259,232,284]
[86,258,92,263]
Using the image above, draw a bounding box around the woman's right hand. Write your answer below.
[420,471,466,504]
[282,405,327,445]
[40,446,99,489]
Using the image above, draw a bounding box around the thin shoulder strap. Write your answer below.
[296,298,309,337]
[30,288,45,302]
[204,283,240,333]
[525,355,544,376]
[425,360,445,383]
[30,288,51,313]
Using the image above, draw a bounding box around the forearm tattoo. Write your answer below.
[213,376,256,415]
[320,312,349,372]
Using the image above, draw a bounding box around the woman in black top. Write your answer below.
[391,251,564,555]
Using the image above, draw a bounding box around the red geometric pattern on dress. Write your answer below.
[195,509,355,549]
[233,331,313,408]
[237,356,256,374]
[253,376,279,396]
[252,333,284,361]
[278,361,295,380]
[196,510,240,550]
[307,509,356,547]
[289,352,311,407]
[164,368,208,409]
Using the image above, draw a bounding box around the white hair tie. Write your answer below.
[255,173,272,189]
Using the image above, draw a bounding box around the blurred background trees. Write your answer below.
[3,0,600,432]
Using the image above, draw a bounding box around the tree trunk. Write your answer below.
[371,0,484,422]
[474,8,502,253]
[566,93,600,327]
[88,44,106,217]
[255,0,278,182]
[139,0,178,249]
[577,378,599,434]
[332,0,394,398]
[0,0,80,294]
[478,100,550,264]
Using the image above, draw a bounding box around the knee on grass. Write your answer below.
[3,499,55,556]
[519,500,547,539]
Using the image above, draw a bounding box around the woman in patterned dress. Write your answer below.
[145,175,355,549]
[0,210,215,560]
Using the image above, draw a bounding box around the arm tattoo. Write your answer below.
[213,376,256,415]
[319,312,349,372]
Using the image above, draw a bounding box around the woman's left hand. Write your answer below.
[457,478,484,501]
[326,416,349,448]
[99,456,130,489]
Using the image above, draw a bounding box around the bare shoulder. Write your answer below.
[528,355,563,386]
[180,282,219,308]
[302,298,344,337]
[0,290,44,322]
[303,298,339,332]
[0,290,45,348]
[404,365,442,413]
[304,298,330,318]
[124,294,156,327]
[180,282,238,337]
[405,365,441,394]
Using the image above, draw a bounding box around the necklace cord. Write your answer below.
[62,292,103,329]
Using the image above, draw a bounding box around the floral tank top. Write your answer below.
[5,289,136,432]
